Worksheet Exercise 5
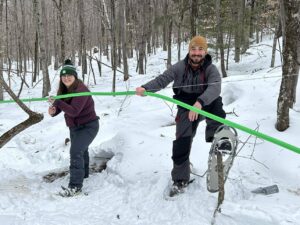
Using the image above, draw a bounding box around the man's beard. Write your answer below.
[190,54,204,64]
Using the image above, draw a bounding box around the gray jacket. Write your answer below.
[142,54,221,107]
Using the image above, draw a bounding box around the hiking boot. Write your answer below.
[59,186,82,197]
[216,138,232,154]
[169,180,189,197]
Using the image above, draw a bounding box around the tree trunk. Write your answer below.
[167,20,172,68]
[0,68,3,101]
[42,1,50,67]
[177,0,184,61]
[190,0,197,38]
[120,0,129,81]
[58,0,66,63]
[53,7,59,70]
[33,31,39,83]
[249,0,255,38]
[226,28,232,70]
[34,0,50,97]
[216,0,227,77]
[0,0,4,100]
[276,0,300,131]
[5,0,11,88]
[78,0,87,81]
[41,0,50,97]
[234,0,241,63]
[146,0,152,54]
[152,0,159,53]
[125,0,133,58]
[137,0,147,74]
[110,0,117,91]
[162,0,168,51]
[20,0,27,76]
[270,18,281,68]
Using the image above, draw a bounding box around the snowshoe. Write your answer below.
[206,125,238,193]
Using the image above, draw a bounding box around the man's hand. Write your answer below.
[48,106,56,116]
[136,87,146,96]
[188,101,202,121]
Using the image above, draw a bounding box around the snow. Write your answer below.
[1,37,300,225]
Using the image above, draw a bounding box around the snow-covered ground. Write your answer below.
[1,37,300,225]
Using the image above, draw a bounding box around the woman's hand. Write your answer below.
[48,96,55,105]
[48,106,56,116]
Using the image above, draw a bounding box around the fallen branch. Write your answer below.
[226,108,239,117]
[0,74,44,149]
[0,114,43,149]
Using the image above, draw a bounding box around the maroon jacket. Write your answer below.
[53,82,98,128]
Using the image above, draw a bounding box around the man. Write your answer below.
[136,36,226,196]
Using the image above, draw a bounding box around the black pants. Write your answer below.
[69,119,99,188]
[171,97,226,182]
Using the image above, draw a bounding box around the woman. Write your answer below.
[48,59,99,197]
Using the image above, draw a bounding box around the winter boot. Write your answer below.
[216,138,232,154]
[59,186,82,197]
[169,180,189,197]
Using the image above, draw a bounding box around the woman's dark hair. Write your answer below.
[57,78,83,102]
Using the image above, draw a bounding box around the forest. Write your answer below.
[0,0,299,148]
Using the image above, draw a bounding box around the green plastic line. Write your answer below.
[1,91,299,154]
[145,92,300,154]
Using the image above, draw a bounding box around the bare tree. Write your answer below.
[51,0,67,64]
[249,0,255,38]
[190,0,197,38]
[0,0,289,102]
[270,18,281,68]
[215,0,227,77]
[34,0,50,97]
[0,0,3,101]
[78,0,87,80]
[58,0,66,63]
[0,0,4,100]
[110,0,117,91]
[125,0,133,58]
[175,0,185,61]
[120,0,129,81]
[276,0,300,131]
[233,0,242,63]
[162,0,168,51]
[136,0,147,74]
[167,19,173,68]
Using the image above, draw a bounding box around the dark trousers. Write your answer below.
[171,97,226,182]
[69,119,99,188]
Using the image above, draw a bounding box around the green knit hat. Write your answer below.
[60,59,77,78]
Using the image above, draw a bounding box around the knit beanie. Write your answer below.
[60,59,77,78]
[189,36,208,51]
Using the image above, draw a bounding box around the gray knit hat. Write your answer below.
[60,59,77,78]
